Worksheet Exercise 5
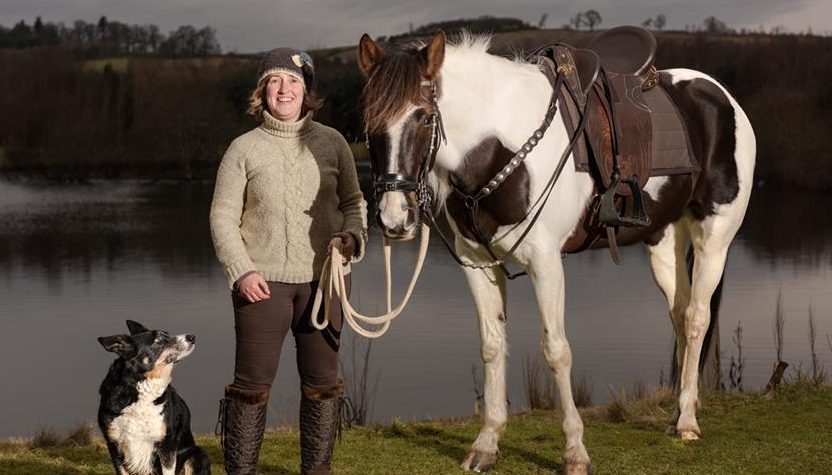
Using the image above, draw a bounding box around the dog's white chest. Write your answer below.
[108,379,168,475]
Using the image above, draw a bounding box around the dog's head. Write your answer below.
[98,320,196,381]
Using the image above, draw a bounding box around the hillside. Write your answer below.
[1,28,830,188]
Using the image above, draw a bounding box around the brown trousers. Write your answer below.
[230,277,349,393]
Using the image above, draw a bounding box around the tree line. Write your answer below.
[1,17,830,187]
[0,16,220,57]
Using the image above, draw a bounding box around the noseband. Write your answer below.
[370,81,446,215]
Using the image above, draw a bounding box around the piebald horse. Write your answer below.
[358,31,755,472]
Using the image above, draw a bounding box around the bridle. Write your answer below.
[369,80,446,217]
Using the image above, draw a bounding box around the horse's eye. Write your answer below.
[422,115,434,127]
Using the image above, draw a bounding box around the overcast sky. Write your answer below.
[2,0,830,53]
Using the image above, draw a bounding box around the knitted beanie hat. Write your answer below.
[257,47,315,90]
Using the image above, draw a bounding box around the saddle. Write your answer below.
[530,26,698,263]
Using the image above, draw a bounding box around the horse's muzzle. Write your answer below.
[376,212,418,241]
[376,191,420,240]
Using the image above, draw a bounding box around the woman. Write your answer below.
[210,47,367,475]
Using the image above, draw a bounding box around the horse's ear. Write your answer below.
[421,30,446,79]
[358,34,384,77]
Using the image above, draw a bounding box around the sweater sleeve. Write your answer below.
[334,132,368,263]
[209,139,256,288]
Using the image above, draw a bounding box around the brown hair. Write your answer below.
[246,75,323,120]
[361,48,431,134]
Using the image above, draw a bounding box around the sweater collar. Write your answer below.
[260,110,314,137]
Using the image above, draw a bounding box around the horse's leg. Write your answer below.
[645,221,691,429]
[531,255,591,472]
[459,263,508,472]
[676,216,734,440]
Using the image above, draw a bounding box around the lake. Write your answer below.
[1,177,830,438]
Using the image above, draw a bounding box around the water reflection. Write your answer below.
[0,181,217,282]
[0,178,830,438]
[739,186,832,266]
[3,180,831,278]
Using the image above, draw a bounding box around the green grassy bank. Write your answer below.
[2,383,830,474]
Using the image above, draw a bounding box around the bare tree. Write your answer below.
[569,12,585,31]
[809,305,821,381]
[728,321,745,392]
[340,331,381,426]
[703,16,729,34]
[160,25,220,56]
[146,24,162,54]
[654,14,667,31]
[774,290,785,363]
[97,16,108,41]
[766,290,789,392]
[642,18,653,29]
[538,13,548,29]
[584,10,602,31]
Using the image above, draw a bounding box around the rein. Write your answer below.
[424,59,593,279]
[310,223,430,338]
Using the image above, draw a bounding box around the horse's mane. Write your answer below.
[361,32,494,134]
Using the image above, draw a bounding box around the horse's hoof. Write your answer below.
[563,462,592,474]
[678,430,700,441]
[461,450,498,472]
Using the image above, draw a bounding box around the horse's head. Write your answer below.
[359,31,446,241]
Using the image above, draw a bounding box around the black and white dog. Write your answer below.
[97,320,210,475]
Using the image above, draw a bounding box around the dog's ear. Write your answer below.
[126,320,149,335]
[98,334,135,356]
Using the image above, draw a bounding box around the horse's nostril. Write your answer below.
[186,334,195,343]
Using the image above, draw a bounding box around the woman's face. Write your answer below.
[265,72,305,122]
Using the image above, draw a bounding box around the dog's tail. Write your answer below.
[178,446,211,475]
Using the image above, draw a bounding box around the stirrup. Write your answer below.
[598,172,651,228]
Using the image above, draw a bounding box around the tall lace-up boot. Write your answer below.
[299,383,346,475]
[217,386,269,475]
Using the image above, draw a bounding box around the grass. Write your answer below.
[1,384,830,474]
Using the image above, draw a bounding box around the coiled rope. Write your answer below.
[310,223,430,338]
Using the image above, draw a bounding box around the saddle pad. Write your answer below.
[571,82,698,178]
[642,85,698,176]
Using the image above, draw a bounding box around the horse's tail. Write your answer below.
[670,246,724,390]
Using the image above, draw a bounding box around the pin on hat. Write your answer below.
[257,47,315,90]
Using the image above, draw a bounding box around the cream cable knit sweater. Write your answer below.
[210,111,368,288]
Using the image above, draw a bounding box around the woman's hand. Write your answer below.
[327,232,356,265]
[237,273,271,303]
